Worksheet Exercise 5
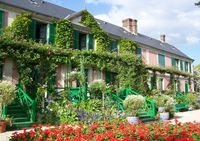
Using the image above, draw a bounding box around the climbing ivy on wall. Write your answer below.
[3,13,32,40]
[55,20,73,48]
[118,38,137,54]
[81,10,111,52]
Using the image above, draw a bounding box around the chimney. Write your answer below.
[122,18,137,35]
[160,34,166,43]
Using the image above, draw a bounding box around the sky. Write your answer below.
[46,0,200,65]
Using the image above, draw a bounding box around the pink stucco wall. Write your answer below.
[142,48,147,64]
[149,50,157,66]
[56,65,62,88]
[166,55,171,67]
[164,77,169,90]
[12,61,18,84]
[180,79,185,92]
[4,11,8,27]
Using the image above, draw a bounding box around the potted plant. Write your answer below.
[123,95,146,123]
[0,81,16,133]
[153,94,175,120]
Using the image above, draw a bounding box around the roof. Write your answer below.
[97,19,193,61]
[0,0,75,18]
[0,0,193,61]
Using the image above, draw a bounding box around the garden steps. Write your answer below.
[6,102,33,130]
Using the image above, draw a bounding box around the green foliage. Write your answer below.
[68,71,84,86]
[55,20,73,48]
[118,38,137,54]
[0,81,16,117]
[81,10,111,52]
[3,13,32,40]
[123,95,146,116]
[89,79,106,99]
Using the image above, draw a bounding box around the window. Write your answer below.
[73,30,88,50]
[30,19,47,43]
[0,10,4,35]
[79,33,87,50]
[158,54,165,67]
[171,58,179,69]
[110,40,118,52]
[189,63,192,73]
[185,61,189,72]
[158,78,164,91]
[180,60,183,71]
[136,47,142,57]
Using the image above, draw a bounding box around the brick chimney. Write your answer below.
[160,34,166,43]
[122,18,137,35]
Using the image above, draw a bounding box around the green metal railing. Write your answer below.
[116,88,156,118]
[17,86,36,122]
[175,92,190,111]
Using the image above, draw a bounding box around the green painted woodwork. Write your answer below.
[175,92,190,112]
[185,81,189,93]
[48,23,56,44]
[180,60,183,70]
[171,58,176,68]
[0,10,4,35]
[88,34,94,50]
[73,30,79,49]
[136,47,142,56]
[189,63,191,73]
[158,54,165,67]
[110,40,118,52]
[79,33,87,50]
[30,19,36,40]
[185,61,189,72]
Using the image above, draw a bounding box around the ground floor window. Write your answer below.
[158,78,164,91]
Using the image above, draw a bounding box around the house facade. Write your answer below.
[0,0,194,93]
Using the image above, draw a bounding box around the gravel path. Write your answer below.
[1,109,200,141]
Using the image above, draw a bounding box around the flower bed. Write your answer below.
[10,120,200,141]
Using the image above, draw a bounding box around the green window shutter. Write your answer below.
[180,60,183,70]
[0,10,4,35]
[171,58,175,68]
[48,23,56,44]
[158,54,165,67]
[29,19,36,40]
[73,30,79,49]
[189,63,191,73]
[110,40,118,52]
[88,34,94,50]
[185,81,188,93]
[136,47,142,56]
[185,61,188,72]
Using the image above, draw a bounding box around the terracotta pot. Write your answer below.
[0,121,7,133]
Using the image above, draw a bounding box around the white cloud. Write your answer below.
[86,0,200,48]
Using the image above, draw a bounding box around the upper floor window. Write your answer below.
[158,54,165,67]
[136,47,142,57]
[185,61,189,72]
[171,58,179,69]
[110,40,118,52]
[180,60,183,71]
[73,30,94,50]
[30,19,48,43]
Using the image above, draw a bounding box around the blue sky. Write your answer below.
[46,0,200,66]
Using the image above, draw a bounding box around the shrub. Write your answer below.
[123,95,146,116]
[89,79,106,99]
[0,81,16,119]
